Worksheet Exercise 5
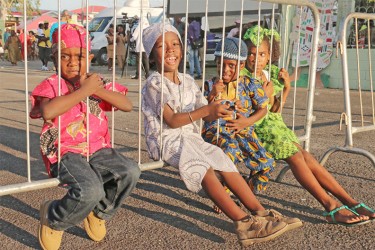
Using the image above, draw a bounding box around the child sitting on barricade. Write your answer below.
[141,22,291,247]
[202,36,302,229]
[202,37,275,193]
[29,23,141,250]
[241,25,374,226]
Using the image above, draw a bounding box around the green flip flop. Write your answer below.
[351,203,375,221]
[322,205,371,227]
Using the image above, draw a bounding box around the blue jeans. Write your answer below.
[48,148,141,231]
[188,45,202,77]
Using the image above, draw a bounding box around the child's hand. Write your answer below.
[206,99,233,121]
[226,113,249,132]
[262,81,274,99]
[278,68,290,88]
[212,79,225,97]
[233,99,243,110]
[80,73,104,95]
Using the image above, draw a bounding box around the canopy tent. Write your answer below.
[17,15,58,32]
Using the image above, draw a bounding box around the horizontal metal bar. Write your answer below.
[0,178,60,197]
[352,125,375,134]
[320,146,375,167]
[139,161,165,171]
[0,161,166,197]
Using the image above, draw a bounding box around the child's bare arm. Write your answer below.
[269,68,291,113]
[41,74,103,120]
[226,107,267,132]
[94,88,133,112]
[163,100,232,128]
[278,68,291,108]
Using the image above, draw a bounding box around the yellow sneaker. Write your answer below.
[83,211,106,242]
[38,201,63,250]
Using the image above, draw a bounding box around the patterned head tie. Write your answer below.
[51,23,90,54]
[214,37,247,61]
[142,22,182,58]
[243,25,280,46]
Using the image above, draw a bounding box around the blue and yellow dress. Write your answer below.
[241,65,300,160]
[202,75,275,192]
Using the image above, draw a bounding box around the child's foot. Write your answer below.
[350,203,375,220]
[252,209,303,231]
[324,205,369,225]
[83,211,106,242]
[39,200,63,250]
[234,215,288,246]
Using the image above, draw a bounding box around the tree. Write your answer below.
[0,0,40,32]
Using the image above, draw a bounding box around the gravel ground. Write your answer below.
[0,59,374,250]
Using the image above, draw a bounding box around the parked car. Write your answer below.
[88,6,163,65]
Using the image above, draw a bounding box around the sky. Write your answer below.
[39,0,163,11]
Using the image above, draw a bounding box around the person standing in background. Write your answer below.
[0,29,4,61]
[28,31,37,60]
[130,17,150,79]
[227,19,241,38]
[106,24,115,71]
[5,30,21,66]
[174,16,186,73]
[37,21,52,71]
[199,17,209,73]
[290,0,335,89]
[3,28,10,44]
[173,16,185,40]
[116,25,127,71]
[187,17,202,79]
[18,29,26,61]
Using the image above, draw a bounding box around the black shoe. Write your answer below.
[131,75,139,79]
[196,75,202,80]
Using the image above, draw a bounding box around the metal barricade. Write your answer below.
[320,12,375,168]
[0,0,320,196]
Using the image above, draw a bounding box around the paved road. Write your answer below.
[0,60,374,249]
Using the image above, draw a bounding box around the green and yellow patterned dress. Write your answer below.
[241,65,300,160]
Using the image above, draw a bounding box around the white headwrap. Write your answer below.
[142,22,182,58]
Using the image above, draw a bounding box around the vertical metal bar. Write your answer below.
[367,19,375,125]
[182,0,189,86]
[216,0,227,143]
[199,0,210,131]
[254,1,261,79]
[354,18,364,127]
[268,4,276,76]
[340,14,355,147]
[159,0,166,159]
[23,0,31,182]
[219,0,227,80]
[138,0,144,164]
[85,0,90,161]
[291,5,303,132]
[302,3,320,151]
[235,0,244,99]
[112,0,117,147]
[58,0,62,170]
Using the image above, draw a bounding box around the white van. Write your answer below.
[88,6,163,65]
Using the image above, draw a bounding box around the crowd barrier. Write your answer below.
[320,12,375,169]
[0,0,320,196]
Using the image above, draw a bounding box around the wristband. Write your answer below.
[188,112,194,123]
